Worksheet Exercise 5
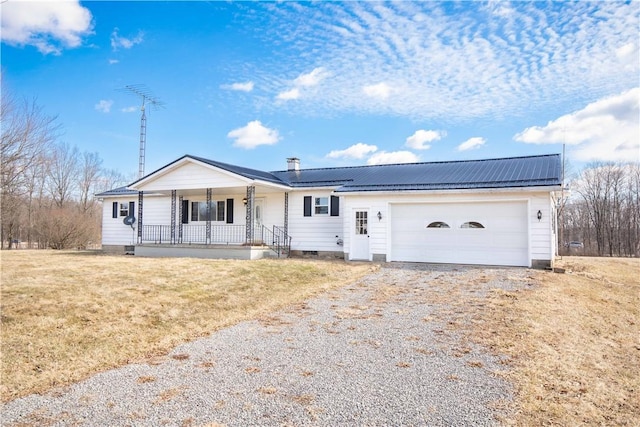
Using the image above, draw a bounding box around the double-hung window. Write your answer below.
[314,197,329,215]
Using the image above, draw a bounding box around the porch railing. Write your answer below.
[262,225,292,258]
[140,225,291,256]
[141,224,246,245]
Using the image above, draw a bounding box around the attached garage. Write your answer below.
[389,201,529,266]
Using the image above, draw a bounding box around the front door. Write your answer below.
[253,198,264,242]
[351,209,370,260]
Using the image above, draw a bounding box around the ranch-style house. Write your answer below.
[96,153,563,268]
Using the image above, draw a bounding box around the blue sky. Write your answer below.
[2,1,639,179]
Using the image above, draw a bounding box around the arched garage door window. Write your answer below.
[461,221,485,229]
[426,221,450,228]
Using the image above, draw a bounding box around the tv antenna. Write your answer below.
[121,84,164,179]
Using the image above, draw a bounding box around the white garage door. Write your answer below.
[390,202,529,267]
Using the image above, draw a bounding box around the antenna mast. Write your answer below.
[122,84,164,179]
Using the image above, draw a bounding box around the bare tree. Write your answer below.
[78,151,102,213]
[46,142,79,208]
[1,90,59,248]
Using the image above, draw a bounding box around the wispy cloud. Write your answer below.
[405,130,446,150]
[121,106,138,113]
[457,137,486,152]
[111,28,144,51]
[0,0,93,55]
[227,120,280,149]
[95,100,113,113]
[326,143,378,160]
[108,59,119,65]
[514,88,640,162]
[248,2,638,120]
[367,151,419,165]
[221,81,255,92]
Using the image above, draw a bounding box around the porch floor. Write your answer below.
[134,244,280,260]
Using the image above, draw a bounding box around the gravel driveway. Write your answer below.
[2,263,534,426]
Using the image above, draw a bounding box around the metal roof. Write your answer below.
[97,154,562,196]
[271,154,562,192]
[95,186,138,197]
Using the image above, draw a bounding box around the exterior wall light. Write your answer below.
[537,210,542,221]
[243,197,248,205]
[377,211,382,221]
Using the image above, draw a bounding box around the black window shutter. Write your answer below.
[112,202,118,218]
[129,201,135,218]
[303,196,312,217]
[330,196,339,216]
[181,200,189,224]
[226,198,234,224]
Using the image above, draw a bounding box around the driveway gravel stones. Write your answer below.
[2,263,534,426]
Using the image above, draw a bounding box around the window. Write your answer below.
[119,203,129,217]
[460,221,484,229]
[355,211,368,235]
[315,197,329,215]
[190,201,225,222]
[427,221,450,228]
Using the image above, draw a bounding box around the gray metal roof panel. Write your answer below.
[271,154,562,191]
[95,186,137,197]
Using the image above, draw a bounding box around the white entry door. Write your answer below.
[350,209,370,260]
[253,198,264,242]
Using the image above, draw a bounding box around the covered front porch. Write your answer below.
[136,223,291,258]
[124,155,295,260]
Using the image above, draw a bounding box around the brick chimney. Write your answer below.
[287,157,300,171]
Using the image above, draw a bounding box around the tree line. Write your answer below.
[559,162,640,257]
[1,91,130,249]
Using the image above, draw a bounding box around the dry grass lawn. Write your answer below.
[472,257,640,425]
[0,250,373,402]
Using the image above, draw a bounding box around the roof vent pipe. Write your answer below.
[287,157,300,171]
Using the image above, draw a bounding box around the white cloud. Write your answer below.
[276,68,329,102]
[108,59,119,65]
[514,88,640,162]
[276,88,301,101]
[0,0,93,55]
[363,83,391,99]
[222,81,255,92]
[405,130,446,150]
[121,106,138,113]
[248,2,638,120]
[227,120,280,149]
[293,67,329,87]
[367,151,419,165]
[457,137,486,152]
[111,28,144,51]
[326,143,378,160]
[95,100,113,113]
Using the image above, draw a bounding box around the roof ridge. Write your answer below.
[270,153,560,173]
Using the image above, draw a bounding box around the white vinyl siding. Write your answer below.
[288,192,343,252]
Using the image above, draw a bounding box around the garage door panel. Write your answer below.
[390,202,528,266]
